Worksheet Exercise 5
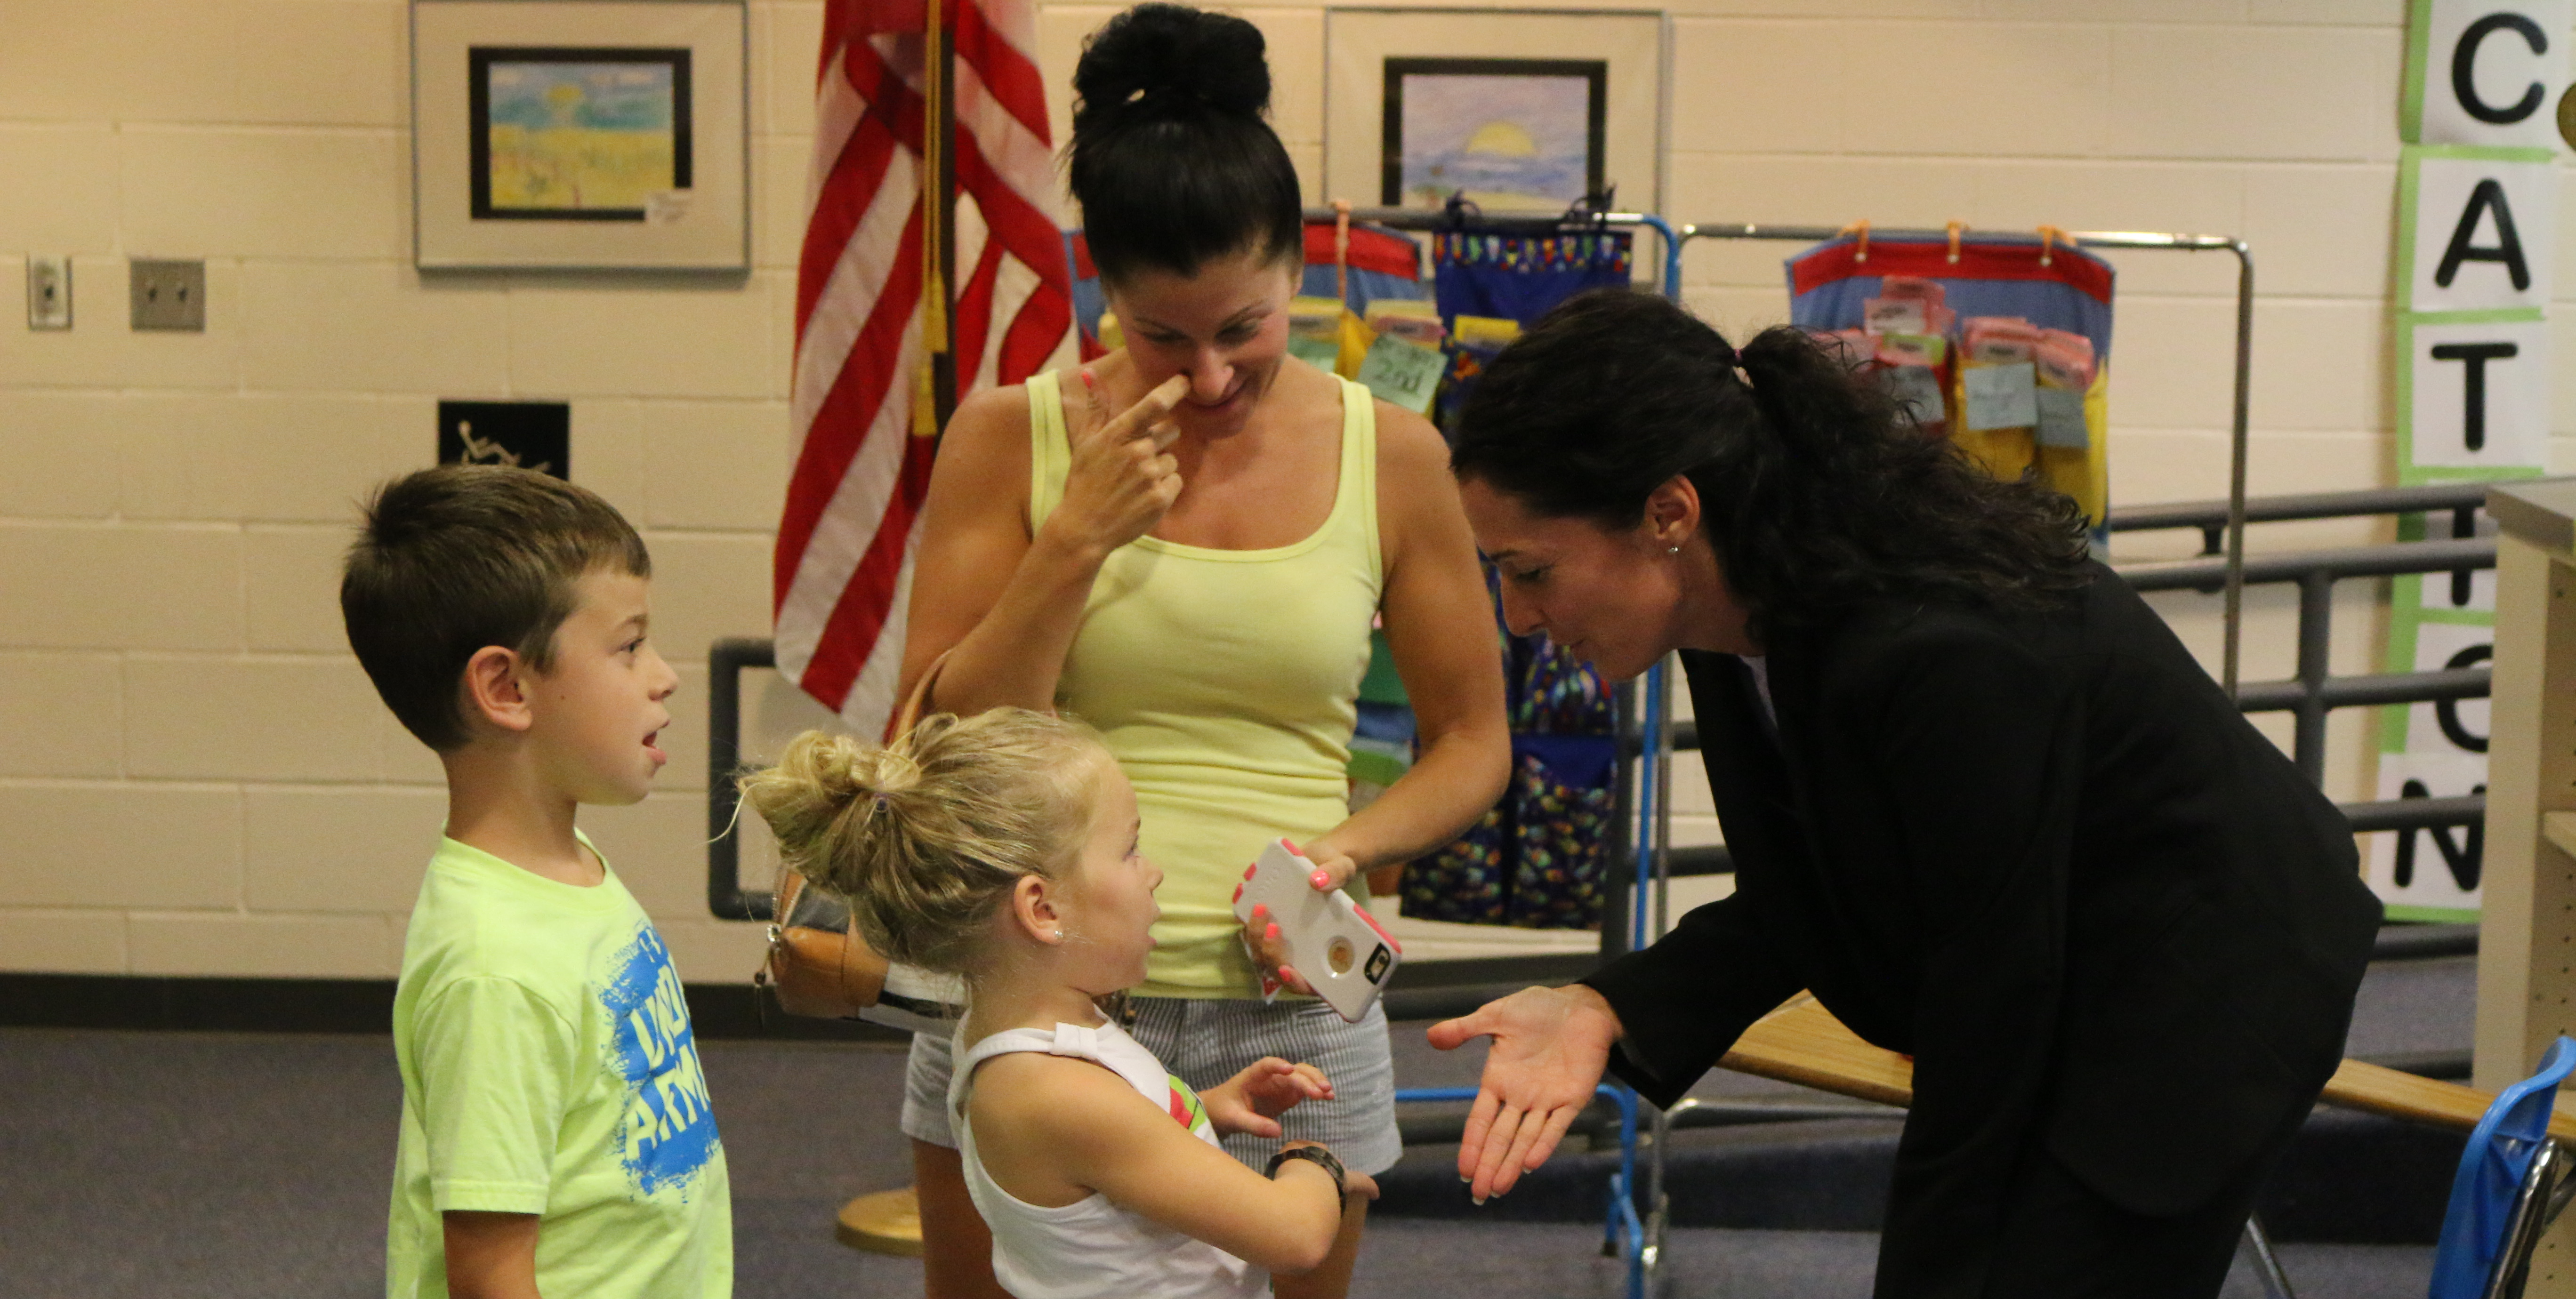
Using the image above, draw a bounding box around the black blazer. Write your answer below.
[1583,564,2381,1295]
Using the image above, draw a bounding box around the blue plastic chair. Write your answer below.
[2431,1036,2576,1299]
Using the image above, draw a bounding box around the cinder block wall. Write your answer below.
[0,0,2549,978]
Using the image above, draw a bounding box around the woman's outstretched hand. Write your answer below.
[1425,984,1624,1203]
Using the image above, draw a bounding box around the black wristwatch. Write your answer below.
[1265,1145,1349,1201]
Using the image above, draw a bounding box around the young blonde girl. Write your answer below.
[741,710,1377,1299]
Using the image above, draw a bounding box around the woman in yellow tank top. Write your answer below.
[890,7,1509,1298]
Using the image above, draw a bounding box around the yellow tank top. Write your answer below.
[1027,369,1382,998]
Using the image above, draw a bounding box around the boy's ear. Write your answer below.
[459,645,536,737]
[1009,874,1063,945]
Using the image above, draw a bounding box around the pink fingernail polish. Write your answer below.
[1310,869,1331,889]
[1266,923,1280,940]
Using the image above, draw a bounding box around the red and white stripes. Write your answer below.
[777,0,1069,733]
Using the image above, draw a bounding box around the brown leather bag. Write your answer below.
[752,653,961,1027]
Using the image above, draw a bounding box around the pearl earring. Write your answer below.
[1667,545,1681,555]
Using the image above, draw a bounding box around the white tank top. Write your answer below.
[950,1019,1272,1299]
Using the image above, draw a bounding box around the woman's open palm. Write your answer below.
[1425,985,1624,1202]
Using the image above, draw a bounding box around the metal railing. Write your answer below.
[1645,482,2510,882]
[2109,481,2496,809]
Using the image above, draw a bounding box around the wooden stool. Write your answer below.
[836,1186,926,1257]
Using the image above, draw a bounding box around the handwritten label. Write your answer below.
[1962,362,2038,431]
[1882,366,1947,427]
[2035,387,2089,448]
[1355,336,1444,413]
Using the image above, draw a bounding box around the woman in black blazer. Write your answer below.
[1426,290,2383,1298]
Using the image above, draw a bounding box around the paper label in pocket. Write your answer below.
[2035,387,2089,449]
[1883,366,1947,426]
[1355,335,1444,413]
[1963,362,2038,431]
[1287,335,1343,370]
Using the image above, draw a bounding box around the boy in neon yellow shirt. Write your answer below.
[344,465,731,1299]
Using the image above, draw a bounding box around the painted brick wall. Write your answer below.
[0,0,2549,977]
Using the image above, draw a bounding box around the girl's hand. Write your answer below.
[1038,369,1189,561]
[1241,839,1362,996]
[1203,1058,1334,1138]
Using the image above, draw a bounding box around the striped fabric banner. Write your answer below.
[776,0,1069,733]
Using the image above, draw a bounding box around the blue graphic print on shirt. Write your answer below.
[599,926,720,1196]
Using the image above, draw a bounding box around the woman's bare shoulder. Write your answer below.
[1369,399,1451,487]
[932,380,1042,485]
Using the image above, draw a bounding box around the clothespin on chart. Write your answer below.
[1332,198,1352,304]
[1839,218,1871,264]
[2036,224,2069,268]
[1945,220,1965,265]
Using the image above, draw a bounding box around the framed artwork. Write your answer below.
[1381,57,1605,211]
[1327,8,1665,217]
[438,401,571,478]
[413,1,746,271]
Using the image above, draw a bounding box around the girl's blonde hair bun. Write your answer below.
[738,708,1107,976]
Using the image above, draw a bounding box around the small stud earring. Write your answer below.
[1667,545,1681,555]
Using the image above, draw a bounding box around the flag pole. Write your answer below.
[912,0,950,438]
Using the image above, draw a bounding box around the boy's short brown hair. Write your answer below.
[342,465,651,751]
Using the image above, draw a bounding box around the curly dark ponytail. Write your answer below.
[1068,3,1302,284]
[1450,289,2091,642]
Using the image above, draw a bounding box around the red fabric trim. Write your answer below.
[1787,239,2112,305]
[1301,222,1420,280]
[1069,231,1094,281]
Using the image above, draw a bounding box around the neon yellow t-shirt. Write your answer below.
[386,834,732,1299]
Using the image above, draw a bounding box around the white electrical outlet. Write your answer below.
[26,256,70,330]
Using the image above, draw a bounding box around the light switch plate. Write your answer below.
[129,258,204,331]
[26,256,70,329]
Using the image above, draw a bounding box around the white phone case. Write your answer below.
[1231,839,1402,1023]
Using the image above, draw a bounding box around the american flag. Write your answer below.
[776,0,1070,732]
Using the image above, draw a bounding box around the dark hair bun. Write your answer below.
[1075,3,1271,128]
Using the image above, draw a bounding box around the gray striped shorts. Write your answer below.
[902,996,1401,1175]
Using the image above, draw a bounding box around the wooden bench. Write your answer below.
[1719,995,2564,1142]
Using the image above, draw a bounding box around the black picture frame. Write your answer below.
[438,401,571,480]
[1379,56,1606,209]
[468,45,694,223]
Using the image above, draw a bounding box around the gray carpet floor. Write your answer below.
[1,986,2454,1299]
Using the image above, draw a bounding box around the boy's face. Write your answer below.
[526,569,678,806]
